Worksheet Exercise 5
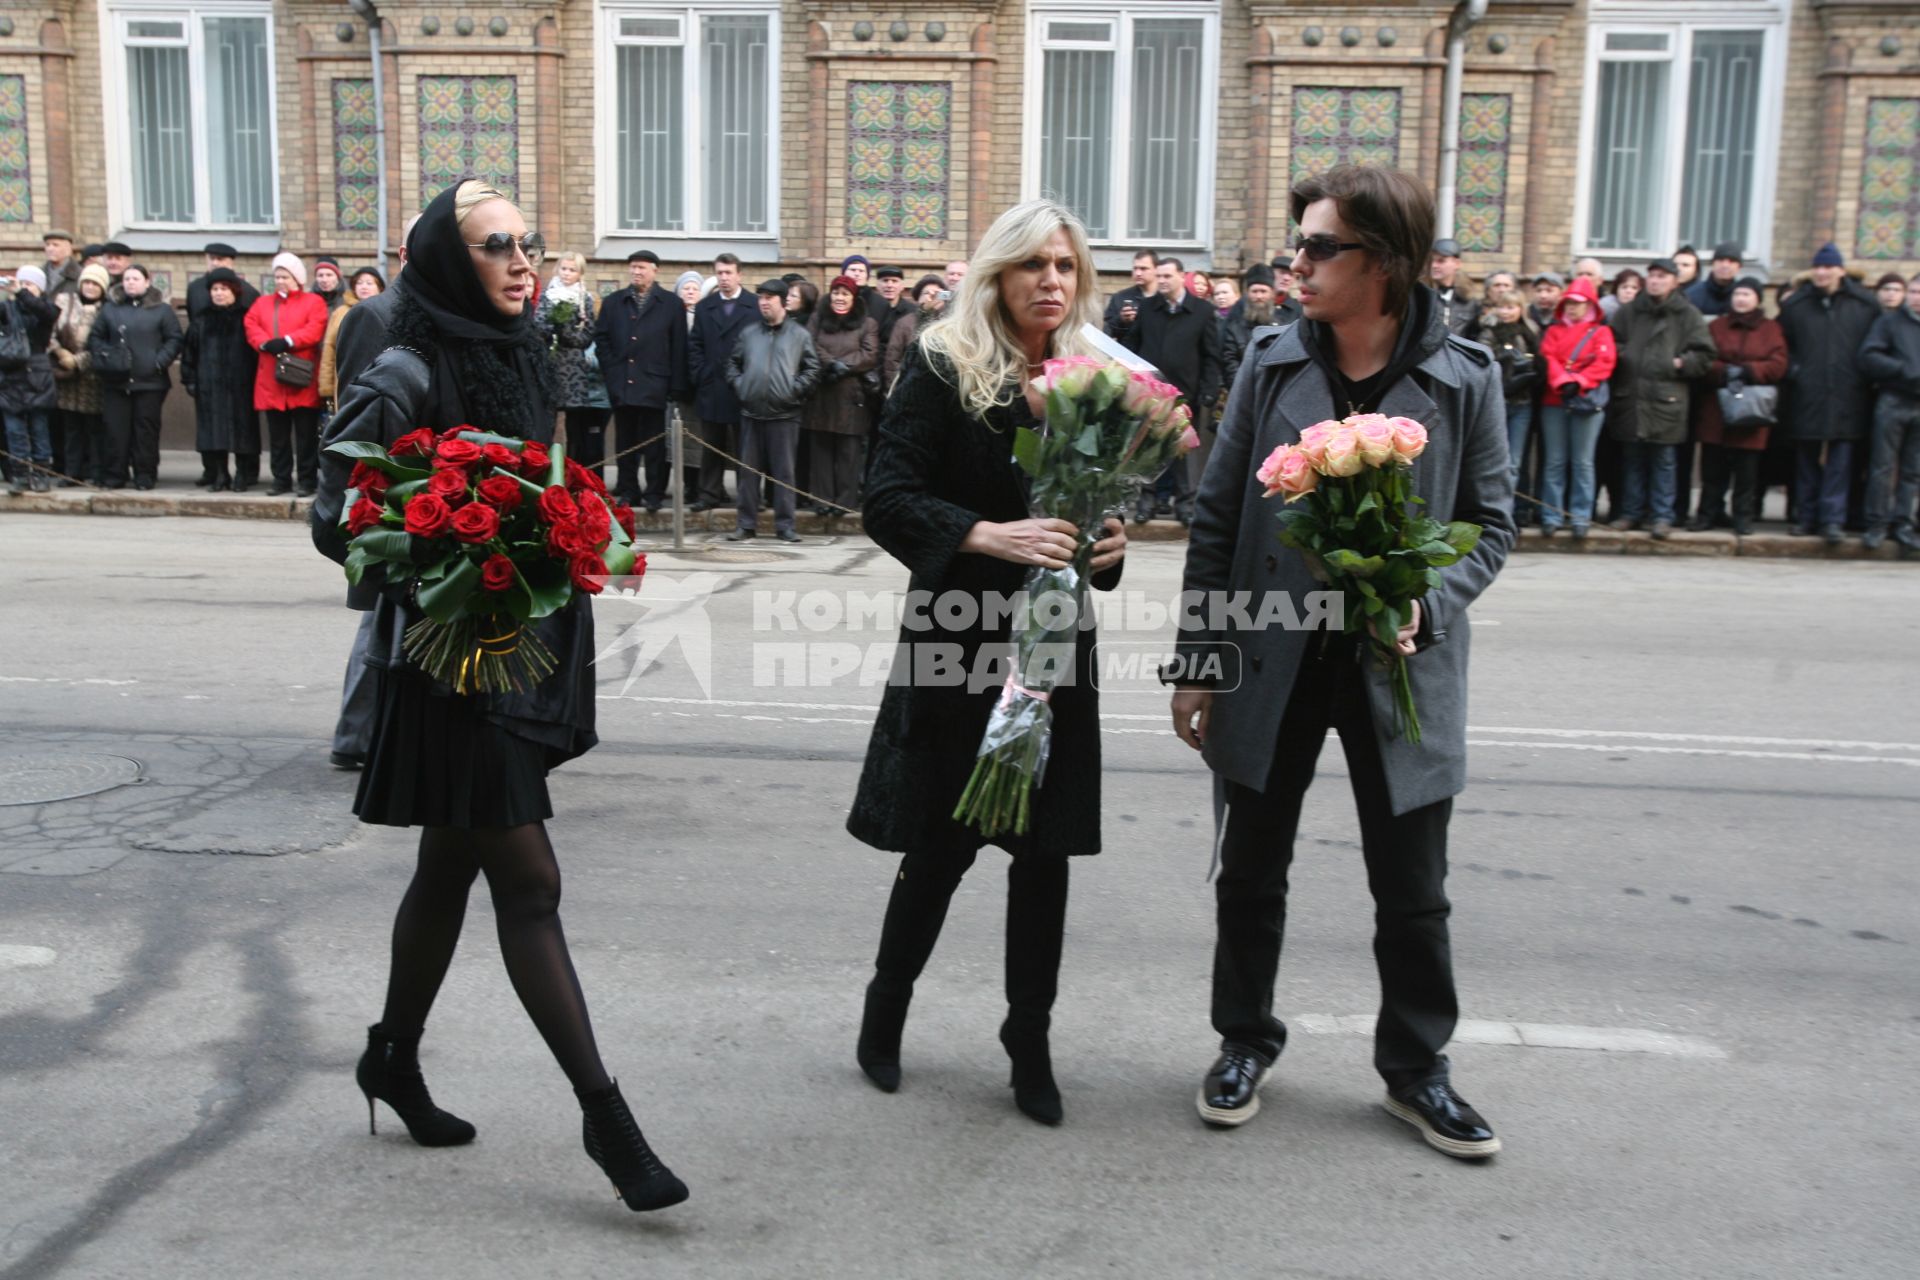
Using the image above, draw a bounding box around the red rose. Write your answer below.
[480,553,517,593]
[348,460,388,493]
[427,468,471,503]
[568,552,609,595]
[536,486,579,525]
[566,459,609,496]
[476,474,523,512]
[439,424,476,443]
[390,428,437,459]
[436,438,483,468]
[631,551,647,580]
[576,497,612,542]
[547,520,598,558]
[612,502,636,538]
[482,442,520,470]
[451,502,501,544]
[519,442,551,476]
[346,496,387,536]
[403,494,454,538]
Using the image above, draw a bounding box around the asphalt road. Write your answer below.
[1,514,1916,1279]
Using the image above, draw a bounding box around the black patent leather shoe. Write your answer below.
[1195,1045,1270,1127]
[1384,1079,1501,1159]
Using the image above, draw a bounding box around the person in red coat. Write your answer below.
[244,252,329,496]
[1536,275,1618,537]
[1693,278,1788,534]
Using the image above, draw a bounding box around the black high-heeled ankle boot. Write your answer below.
[577,1080,689,1211]
[999,1020,1063,1127]
[355,1023,477,1147]
[856,978,909,1093]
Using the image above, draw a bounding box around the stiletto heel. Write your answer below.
[856,978,909,1093]
[999,1021,1063,1127]
[354,1023,476,1147]
[577,1079,689,1211]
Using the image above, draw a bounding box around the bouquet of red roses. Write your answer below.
[326,426,643,694]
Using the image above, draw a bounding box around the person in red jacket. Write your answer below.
[1536,275,1618,537]
[244,252,329,496]
[1693,278,1788,535]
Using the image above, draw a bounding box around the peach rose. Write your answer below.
[1387,416,1429,465]
[1321,426,1365,477]
[1272,448,1321,501]
[1349,415,1396,467]
[1296,419,1340,470]
[1256,443,1293,495]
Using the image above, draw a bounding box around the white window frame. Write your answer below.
[100,0,281,233]
[594,0,781,244]
[1021,1,1221,250]
[1573,1,1791,266]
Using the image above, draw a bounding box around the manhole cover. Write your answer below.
[675,546,796,564]
[0,753,144,806]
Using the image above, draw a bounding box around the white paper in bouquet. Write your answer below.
[1078,322,1162,374]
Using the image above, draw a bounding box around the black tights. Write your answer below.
[379,822,609,1093]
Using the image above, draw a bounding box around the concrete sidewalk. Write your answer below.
[4,450,1913,560]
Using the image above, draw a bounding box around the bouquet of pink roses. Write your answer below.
[954,351,1199,838]
[1257,413,1481,743]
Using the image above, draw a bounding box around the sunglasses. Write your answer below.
[1291,234,1365,262]
[465,231,546,260]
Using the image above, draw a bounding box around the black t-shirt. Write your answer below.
[1337,366,1391,417]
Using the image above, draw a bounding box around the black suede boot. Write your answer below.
[857,848,973,1092]
[354,1023,476,1147]
[577,1080,689,1211]
[1001,855,1068,1126]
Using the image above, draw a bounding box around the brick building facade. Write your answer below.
[3,0,1918,310]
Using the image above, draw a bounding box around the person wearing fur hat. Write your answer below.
[1778,242,1881,543]
[2,265,61,493]
[50,262,111,484]
[243,252,330,496]
[181,267,264,491]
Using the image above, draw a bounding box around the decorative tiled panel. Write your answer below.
[1289,87,1402,188]
[333,79,378,232]
[1857,98,1920,261]
[417,76,520,208]
[0,75,30,225]
[846,81,951,240]
[1455,94,1513,253]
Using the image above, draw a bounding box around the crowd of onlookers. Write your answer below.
[1110,241,1920,551]
[6,225,1918,552]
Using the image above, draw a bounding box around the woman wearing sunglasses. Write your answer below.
[311,179,689,1213]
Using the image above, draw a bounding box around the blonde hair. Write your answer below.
[918,198,1100,419]
[453,180,514,230]
[556,250,587,275]
[1490,288,1527,311]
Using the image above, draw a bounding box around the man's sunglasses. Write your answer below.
[1292,234,1365,261]
[465,231,546,260]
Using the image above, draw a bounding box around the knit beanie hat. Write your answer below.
[79,263,110,293]
[1733,276,1767,298]
[673,269,704,294]
[1811,242,1844,268]
[270,251,307,287]
[14,265,46,292]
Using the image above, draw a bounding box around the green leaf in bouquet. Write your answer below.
[1352,578,1379,600]
[1416,539,1463,565]
[1010,427,1043,476]
[451,429,529,450]
[324,440,432,480]
[1443,521,1483,555]
[1424,567,1443,592]
[603,541,637,578]
[344,544,370,587]
[1073,420,1103,456]
[417,553,481,625]
[352,528,416,564]
[1354,491,1379,517]
[520,560,573,619]
[415,558,451,583]
[600,494,633,548]
[547,440,568,490]
[385,477,431,506]
[1323,548,1385,578]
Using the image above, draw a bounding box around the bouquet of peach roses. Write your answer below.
[1257,413,1481,743]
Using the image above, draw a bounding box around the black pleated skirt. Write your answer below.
[353,665,557,830]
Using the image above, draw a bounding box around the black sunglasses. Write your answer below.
[1292,234,1365,262]
[465,231,546,260]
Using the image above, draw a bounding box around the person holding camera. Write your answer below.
[1484,288,1540,518]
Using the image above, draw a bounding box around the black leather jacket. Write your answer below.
[725,318,822,419]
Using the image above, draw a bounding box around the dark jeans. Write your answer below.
[1212,637,1457,1089]
[101,388,167,486]
[563,407,609,485]
[736,415,798,534]
[694,418,736,506]
[1619,440,1677,524]
[1698,444,1760,525]
[806,430,863,512]
[1793,440,1854,529]
[612,404,668,509]
[265,406,320,490]
[1866,396,1920,533]
[2,407,53,470]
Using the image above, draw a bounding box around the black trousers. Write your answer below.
[564,407,609,483]
[265,406,320,490]
[1698,444,1760,524]
[61,410,104,485]
[101,388,167,486]
[806,431,863,512]
[1212,637,1457,1089]
[612,405,668,509]
[694,418,736,506]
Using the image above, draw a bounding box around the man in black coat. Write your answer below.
[869,265,916,352]
[1221,264,1301,386]
[186,242,260,323]
[1685,243,1742,318]
[1858,276,1920,552]
[1103,250,1160,339]
[688,253,756,510]
[594,248,689,510]
[1778,242,1882,542]
[1122,255,1222,523]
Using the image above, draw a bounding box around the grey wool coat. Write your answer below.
[1175,310,1517,817]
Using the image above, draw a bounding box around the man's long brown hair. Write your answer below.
[1289,165,1435,318]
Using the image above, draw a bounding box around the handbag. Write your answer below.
[0,303,28,372]
[1559,326,1610,414]
[271,297,316,388]
[1716,380,1779,429]
[93,322,135,382]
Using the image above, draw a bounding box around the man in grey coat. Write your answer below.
[1169,165,1516,1158]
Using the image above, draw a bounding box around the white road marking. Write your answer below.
[1293,1014,1727,1059]
[0,944,57,971]
[0,676,139,686]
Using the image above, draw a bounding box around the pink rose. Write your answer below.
[1387,416,1428,464]
[1321,426,1364,477]
[1256,443,1293,494]
[1032,354,1104,399]
[1349,415,1396,467]
[1121,373,1183,424]
[1272,449,1320,502]
[1296,419,1341,469]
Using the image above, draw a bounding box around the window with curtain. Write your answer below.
[1033,7,1216,246]
[608,6,776,237]
[117,7,276,228]
[1584,24,1770,255]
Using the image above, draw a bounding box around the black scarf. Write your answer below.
[389,180,553,438]
[1299,283,1447,417]
[815,301,866,335]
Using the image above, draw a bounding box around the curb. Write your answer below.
[3,489,1914,562]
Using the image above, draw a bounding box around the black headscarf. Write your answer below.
[386,179,553,439]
